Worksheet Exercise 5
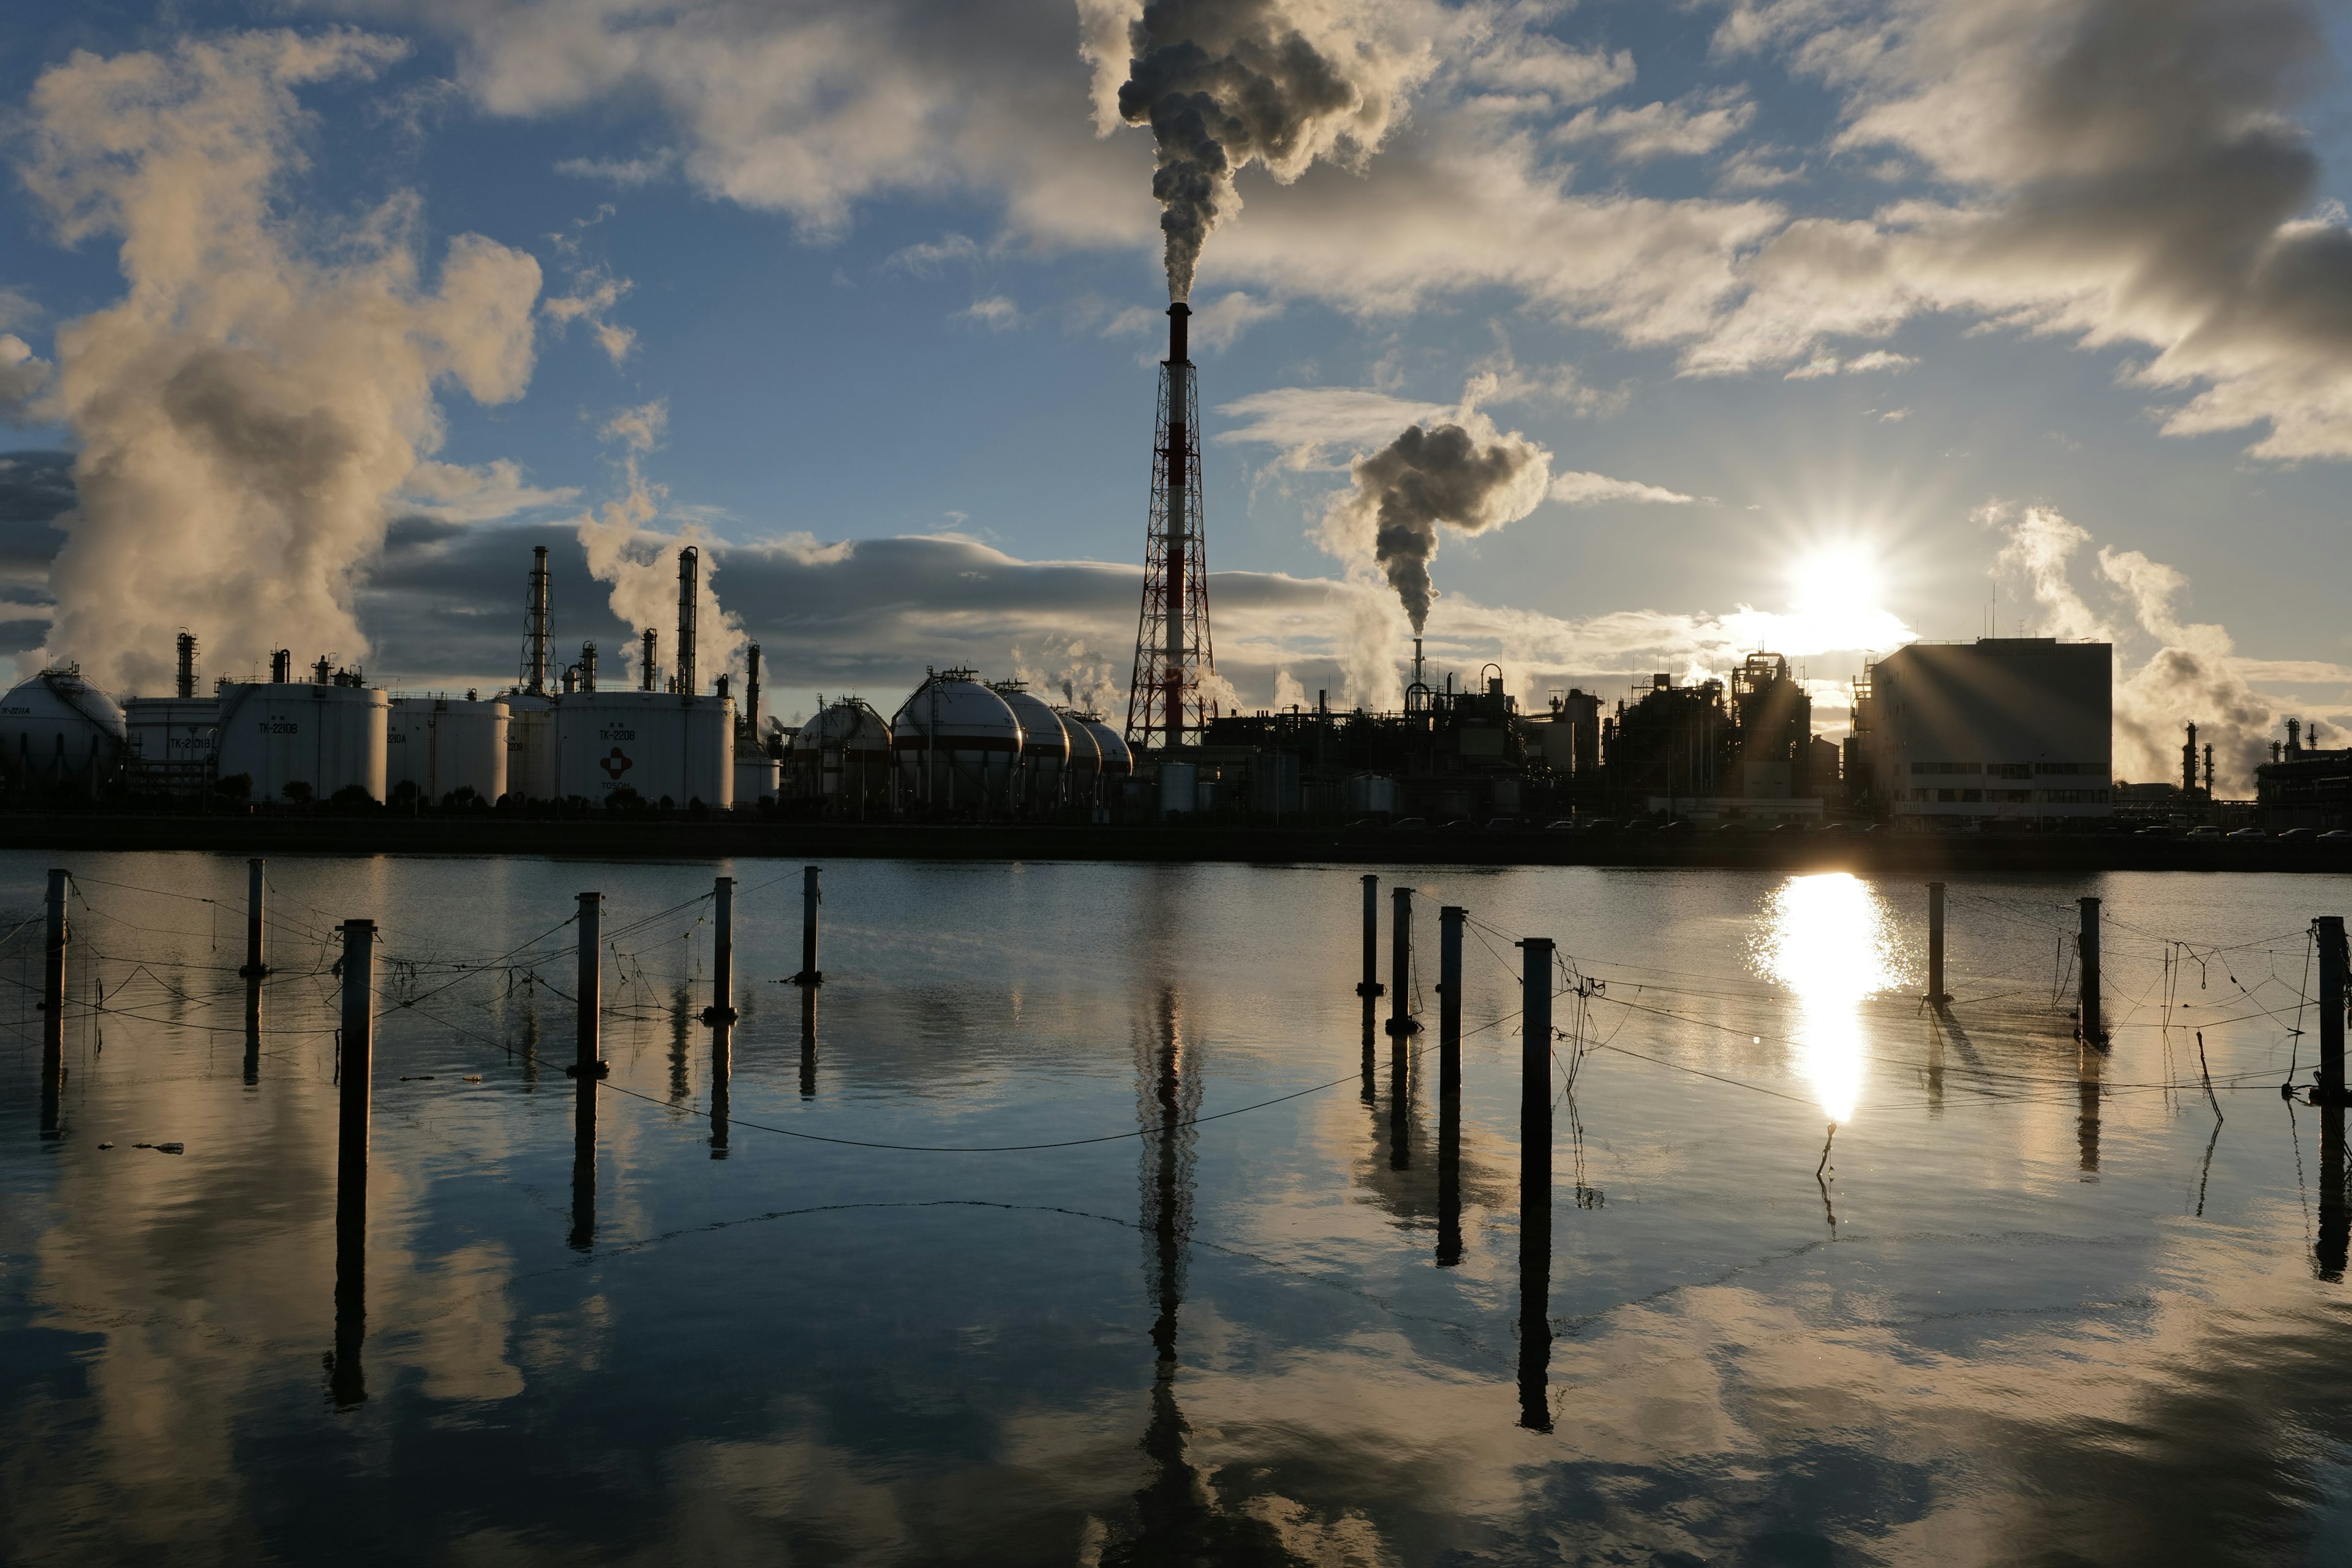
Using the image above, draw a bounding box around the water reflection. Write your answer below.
[1750,873,1907,1122]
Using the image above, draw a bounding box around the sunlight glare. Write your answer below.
[1750,873,1907,1122]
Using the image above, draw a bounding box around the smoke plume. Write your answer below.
[1324,415,1551,633]
[20,32,542,692]
[1115,0,1424,301]
[573,401,747,690]
[1986,503,2291,790]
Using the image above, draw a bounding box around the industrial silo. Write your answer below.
[790,698,893,816]
[891,669,1022,815]
[733,752,779,805]
[215,675,389,802]
[388,695,509,804]
[505,691,557,802]
[122,697,217,792]
[0,667,126,791]
[555,690,734,807]
[1060,707,1102,805]
[988,680,1069,812]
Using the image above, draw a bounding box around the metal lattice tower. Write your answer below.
[1125,303,1218,750]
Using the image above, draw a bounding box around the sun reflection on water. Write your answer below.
[1749,873,1909,1121]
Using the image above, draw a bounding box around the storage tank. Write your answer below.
[1059,707,1103,805]
[892,668,1022,815]
[789,698,894,816]
[0,667,126,790]
[505,690,557,802]
[1158,760,1198,817]
[989,680,1069,812]
[215,680,388,802]
[388,696,508,803]
[122,696,217,791]
[556,691,734,807]
[1076,715,1132,782]
[733,753,779,804]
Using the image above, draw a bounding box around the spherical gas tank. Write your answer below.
[989,683,1069,810]
[0,668,125,788]
[891,671,1021,814]
[1079,716,1133,777]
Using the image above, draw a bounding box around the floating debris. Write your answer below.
[399,1074,438,1082]
[97,1141,114,1150]
[134,1142,184,1155]
[462,1074,483,1083]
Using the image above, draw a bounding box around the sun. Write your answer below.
[1793,547,1882,614]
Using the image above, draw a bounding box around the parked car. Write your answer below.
[2187,826,2223,839]
[1485,817,1518,832]
[1389,816,1427,832]
[1545,818,1578,831]
[2226,827,2266,839]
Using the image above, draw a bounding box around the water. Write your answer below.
[4,853,2350,1565]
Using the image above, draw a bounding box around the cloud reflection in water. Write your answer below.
[1749,873,1909,1122]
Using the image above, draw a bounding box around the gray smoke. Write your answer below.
[1328,419,1551,633]
[1115,0,1419,301]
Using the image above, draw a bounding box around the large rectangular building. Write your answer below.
[1855,638,2112,823]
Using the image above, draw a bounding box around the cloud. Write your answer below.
[541,265,636,363]
[1555,91,1757,161]
[1187,288,1283,351]
[554,149,677,187]
[396,459,579,524]
[17,29,543,695]
[1214,385,1455,470]
[1548,471,1696,506]
[0,335,53,421]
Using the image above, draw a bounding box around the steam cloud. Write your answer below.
[1115,0,1422,301]
[573,401,747,690]
[1325,417,1552,633]
[20,32,542,693]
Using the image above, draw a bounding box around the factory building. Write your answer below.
[1852,638,2113,823]
[2256,718,2352,830]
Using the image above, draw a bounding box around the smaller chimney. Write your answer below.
[562,664,577,696]
[744,642,762,738]
[580,641,598,693]
[175,631,197,700]
[312,655,333,685]
[2203,744,2214,794]
[270,649,291,684]
[2182,722,2198,794]
[676,546,699,696]
[525,545,551,696]
[1167,300,1191,366]
[2288,717,2303,755]
[641,628,658,692]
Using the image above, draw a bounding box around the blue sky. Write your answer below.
[4,0,2351,784]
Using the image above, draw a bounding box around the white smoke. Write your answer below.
[573,400,747,691]
[20,31,543,693]
[1985,503,2292,790]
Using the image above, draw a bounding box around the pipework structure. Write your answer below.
[1123,302,1218,752]
[677,546,699,696]
[522,545,551,697]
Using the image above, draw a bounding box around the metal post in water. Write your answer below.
[2319,916,2347,1106]
[2077,896,2104,1047]
[1436,903,1464,1267]
[1926,881,1948,1006]
[1387,886,1418,1038]
[1517,935,1555,1432]
[1357,874,1384,998]
[799,987,819,1099]
[792,865,823,986]
[569,892,602,1251]
[239,858,268,977]
[243,980,263,1086]
[41,868,66,1133]
[2320,1099,2347,1283]
[337,919,375,1207]
[701,876,737,1023]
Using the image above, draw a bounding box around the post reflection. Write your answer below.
[327,1169,366,1408]
[799,987,818,1099]
[569,1075,597,1253]
[709,1017,731,1159]
[2077,1042,2102,1177]
[243,980,262,1086]
[1751,873,1906,1123]
[1388,1031,1411,1171]
[2320,1102,2346,1284]
[1437,1080,1463,1267]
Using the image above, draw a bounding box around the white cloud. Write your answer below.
[1214,385,1455,470]
[1555,91,1757,161]
[1548,470,1697,506]
[0,335,52,422]
[397,459,579,524]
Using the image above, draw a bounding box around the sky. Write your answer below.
[4,0,2352,787]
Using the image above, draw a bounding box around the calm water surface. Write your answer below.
[4,853,2351,1565]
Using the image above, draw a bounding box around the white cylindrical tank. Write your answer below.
[0,668,126,788]
[122,696,217,791]
[505,691,557,802]
[790,698,894,814]
[891,669,1021,814]
[989,682,1069,812]
[556,692,734,807]
[1058,707,1102,805]
[216,682,389,803]
[388,696,508,803]
[1158,761,1198,816]
[733,753,779,804]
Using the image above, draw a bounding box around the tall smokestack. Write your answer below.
[1123,303,1217,752]
[676,546,699,697]
[745,642,761,740]
[524,545,551,696]
[641,628,658,692]
[580,640,597,693]
[2183,722,2199,793]
[1162,305,1189,744]
[270,649,290,684]
[175,630,197,701]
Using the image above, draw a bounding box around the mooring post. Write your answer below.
[2318,915,2346,1105]
[243,979,263,1087]
[1439,905,1465,1099]
[1387,885,1418,1037]
[1357,874,1382,998]
[240,858,268,978]
[40,868,66,1133]
[702,875,737,1024]
[1518,935,1555,1432]
[799,987,819,1099]
[792,865,823,986]
[2320,1096,2348,1283]
[2078,896,2104,1046]
[1926,881,1948,1006]
[568,891,601,1251]
[331,920,371,1412]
